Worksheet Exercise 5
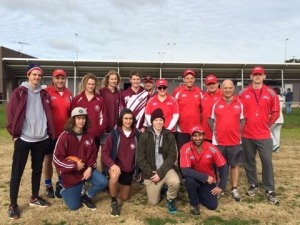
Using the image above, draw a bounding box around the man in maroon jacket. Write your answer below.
[6,64,55,219]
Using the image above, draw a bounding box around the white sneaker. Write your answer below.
[231,188,241,201]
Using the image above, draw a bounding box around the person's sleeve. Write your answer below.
[101,134,115,169]
[145,100,152,126]
[156,133,177,179]
[269,94,280,126]
[166,97,179,130]
[99,97,107,134]
[53,134,78,173]
[218,164,228,190]
[137,134,153,178]
[181,168,209,183]
[6,90,18,136]
[86,137,98,169]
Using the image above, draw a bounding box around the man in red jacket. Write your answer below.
[43,69,72,198]
[239,66,280,204]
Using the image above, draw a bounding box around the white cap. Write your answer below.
[71,107,87,117]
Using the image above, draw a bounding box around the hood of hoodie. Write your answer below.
[21,81,43,93]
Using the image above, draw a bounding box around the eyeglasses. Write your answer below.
[158,86,167,90]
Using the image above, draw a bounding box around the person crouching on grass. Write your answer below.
[101,108,140,217]
[137,108,180,214]
[53,107,108,211]
[180,125,228,216]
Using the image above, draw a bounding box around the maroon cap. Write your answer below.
[156,78,168,87]
[205,75,218,85]
[190,125,205,135]
[251,66,265,75]
[144,76,154,83]
[183,69,196,77]
[53,69,67,77]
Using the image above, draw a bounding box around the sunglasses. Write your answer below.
[158,86,167,90]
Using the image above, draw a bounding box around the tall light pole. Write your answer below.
[284,38,289,62]
[75,33,79,59]
[167,42,176,61]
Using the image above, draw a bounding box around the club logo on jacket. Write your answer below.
[205,154,212,159]
[245,94,251,99]
[95,105,100,112]
[85,140,91,146]
[263,95,270,100]
[218,105,225,109]
[130,144,135,150]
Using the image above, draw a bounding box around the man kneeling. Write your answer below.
[180,125,228,215]
[137,108,180,214]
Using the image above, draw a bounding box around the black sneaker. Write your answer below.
[55,181,63,198]
[247,185,259,196]
[81,194,96,211]
[46,185,55,198]
[265,191,279,205]
[8,205,20,219]
[111,201,120,217]
[190,204,200,215]
[29,196,50,207]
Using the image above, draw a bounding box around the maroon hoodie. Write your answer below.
[99,87,121,132]
[102,127,138,173]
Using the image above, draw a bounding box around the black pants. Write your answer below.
[10,138,50,206]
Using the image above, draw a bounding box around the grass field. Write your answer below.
[0,104,300,225]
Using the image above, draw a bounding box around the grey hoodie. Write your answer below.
[20,82,48,142]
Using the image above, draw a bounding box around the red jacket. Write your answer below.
[53,130,97,188]
[46,85,72,138]
[6,86,55,139]
[239,85,280,139]
[173,85,203,133]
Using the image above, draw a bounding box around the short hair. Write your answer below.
[129,70,141,79]
[78,73,99,94]
[117,108,136,129]
[101,70,121,87]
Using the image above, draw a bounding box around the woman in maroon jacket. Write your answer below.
[53,107,108,211]
[102,108,140,217]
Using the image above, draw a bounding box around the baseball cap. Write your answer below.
[27,64,43,76]
[190,125,204,136]
[156,78,168,87]
[53,69,67,77]
[71,107,88,117]
[205,75,218,85]
[144,76,154,83]
[251,66,265,75]
[183,69,196,77]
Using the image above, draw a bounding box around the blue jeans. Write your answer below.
[61,169,108,210]
[184,177,218,210]
[286,101,292,113]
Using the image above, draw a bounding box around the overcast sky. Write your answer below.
[1,0,300,63]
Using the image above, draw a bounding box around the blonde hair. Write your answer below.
[78,73,99,94]
[101,70,121,87]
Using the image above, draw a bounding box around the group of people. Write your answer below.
[6,64,281,220]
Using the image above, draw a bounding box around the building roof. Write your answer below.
[3,58,300,80]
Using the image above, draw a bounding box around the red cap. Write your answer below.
[190,125,205,135]
[205,75,218,85]
[53,69,67,77]
[156,78,168,87]
[144,76,154,83]
[251,66,265,75]
[183,69,196,77]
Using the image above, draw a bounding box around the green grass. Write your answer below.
[0,103,7,128]
[202,216,260,225]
